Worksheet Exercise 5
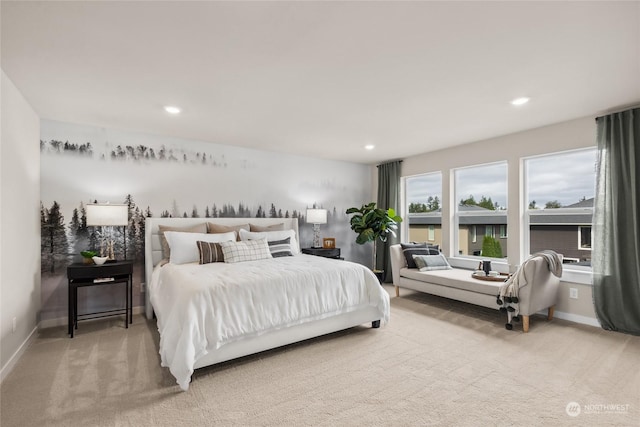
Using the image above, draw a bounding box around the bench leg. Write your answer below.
[547,306,555,321]
[522,315,530,333]
[395,286,399,297]
[372,320,380,328]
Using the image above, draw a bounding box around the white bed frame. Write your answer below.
[144,217,381,372]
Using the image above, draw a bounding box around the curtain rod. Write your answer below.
[376,159,403,168]
[595,104,640,122]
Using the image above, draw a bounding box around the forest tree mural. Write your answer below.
[40,120,372,323]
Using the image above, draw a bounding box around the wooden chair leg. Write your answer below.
[522,315,530,333]
[547,306,555,321]
[395,286,400,297]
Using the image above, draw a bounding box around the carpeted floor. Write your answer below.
[1,287,639,427]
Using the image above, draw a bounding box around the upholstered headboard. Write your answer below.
[144,217,300,319]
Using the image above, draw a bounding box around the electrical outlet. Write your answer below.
[140,282,145,293]
[569,288,578,299]
[12,317,16,333]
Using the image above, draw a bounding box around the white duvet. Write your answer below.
[150,254,390,390]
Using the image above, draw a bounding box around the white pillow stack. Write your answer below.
[164,231,236,264]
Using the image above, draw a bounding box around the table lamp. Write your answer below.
[306,208,327,248]
[86,203,128,260]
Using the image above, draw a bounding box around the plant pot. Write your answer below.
[373,270,384,284]
[82,257,94,265]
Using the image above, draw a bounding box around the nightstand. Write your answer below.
[301,247,342,259]
[67,260,133,338]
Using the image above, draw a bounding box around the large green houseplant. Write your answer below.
[346,202,402,275]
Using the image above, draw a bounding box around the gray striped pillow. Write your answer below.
[267,237,293,258]
[196,241,225,264]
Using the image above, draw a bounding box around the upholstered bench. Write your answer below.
[390,244,560,332]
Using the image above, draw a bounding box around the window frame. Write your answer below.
[523,147,596,273]
[403,171,443,245]
[453,161,508,261]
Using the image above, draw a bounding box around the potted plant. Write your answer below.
[346,202,402,281]
[80,250,97,265]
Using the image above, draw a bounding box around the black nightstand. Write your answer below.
[67,260,133,338]
[301,247,342,259]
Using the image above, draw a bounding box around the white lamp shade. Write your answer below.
[306,208,327,224]
[86,204,128,226]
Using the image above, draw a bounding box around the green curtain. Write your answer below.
[593,108,640,335]
[376,160,402,282]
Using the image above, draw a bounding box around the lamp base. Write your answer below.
[312,224,322,248]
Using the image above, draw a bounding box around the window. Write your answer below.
[454,162,507,258]
[485,225,494,237]
[525,148,596,267]
[579,226,592,250]
[500,225,508,238]
[404,172,442,246]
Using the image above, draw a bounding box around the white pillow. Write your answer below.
[238,228,299,254]
[164,231,236,264]
[219,239,273,263]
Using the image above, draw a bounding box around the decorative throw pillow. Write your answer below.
[267,237,293,258]
[206,223,250,241]
[164,231,236,264]
[196,241,225,264]
[219,239,273,263]
[249,223,285,232]
[238,229,299,254]
[401,242,440,269]
[159,223,207,260]
[412,254,452,271]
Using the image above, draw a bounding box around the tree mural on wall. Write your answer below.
[41,196,318,276]
[41,201,70,273]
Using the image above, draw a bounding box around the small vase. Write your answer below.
[83,257,93,265]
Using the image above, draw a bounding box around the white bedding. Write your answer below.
[150,254,390,390]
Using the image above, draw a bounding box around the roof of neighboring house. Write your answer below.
[409,203,594,226]
[564,198,594,208]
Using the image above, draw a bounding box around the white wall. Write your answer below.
[1,70,41,380]
[395,116,598,323]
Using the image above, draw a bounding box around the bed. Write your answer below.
[144,217,390,390]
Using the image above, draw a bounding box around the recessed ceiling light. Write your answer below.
[365,144,375,150]
[164,105,181,114]
[510,97,530,106]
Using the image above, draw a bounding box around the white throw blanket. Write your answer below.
[150,255,390,390]
[498,250,563,324]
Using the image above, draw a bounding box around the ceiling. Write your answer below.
[2,1,639,164]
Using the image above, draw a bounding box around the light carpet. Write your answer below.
[1,287,639,426]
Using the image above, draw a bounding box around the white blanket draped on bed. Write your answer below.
[150,255,390,390]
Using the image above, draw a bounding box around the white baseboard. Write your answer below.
[39,306,145,329]
[537,309,600,328]
[0,326,38,384]
[553,310,601,328]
